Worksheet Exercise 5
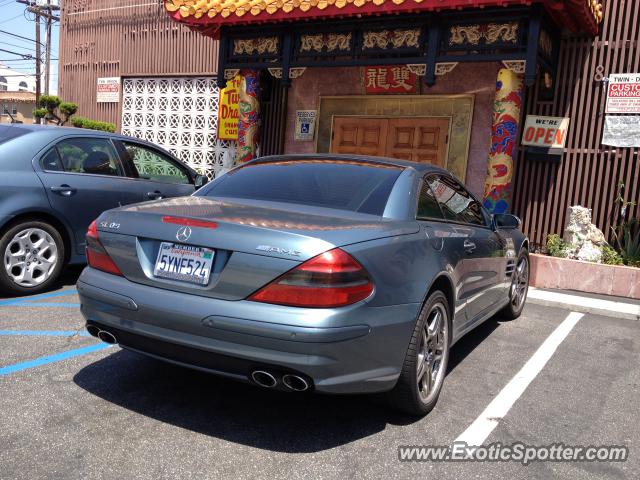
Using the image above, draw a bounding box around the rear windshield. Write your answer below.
[0,125,29,145]
[198,159,402,215]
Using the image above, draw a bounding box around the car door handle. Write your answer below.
[146,191,164,200]
[50,185,77,196]
[463,239,476,253]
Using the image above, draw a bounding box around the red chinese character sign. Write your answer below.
[363,66,418,94]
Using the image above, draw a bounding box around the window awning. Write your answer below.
[165,0,603,37]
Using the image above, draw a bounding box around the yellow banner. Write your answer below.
[218,75,241,140]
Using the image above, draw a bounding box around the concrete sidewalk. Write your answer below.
[527,287,640,321]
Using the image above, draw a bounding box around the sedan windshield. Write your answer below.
[198,159,402,216]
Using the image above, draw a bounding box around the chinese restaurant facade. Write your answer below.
[165,0,607,234]
[58,1,640,247]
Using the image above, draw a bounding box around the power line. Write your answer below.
[0,28,45,47]
[0,48,35,59]
[0,40,35,52]
[0,14,23,26]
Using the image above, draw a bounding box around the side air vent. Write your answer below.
[505,259,517,277]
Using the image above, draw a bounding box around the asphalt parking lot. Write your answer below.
[0,273,638,480]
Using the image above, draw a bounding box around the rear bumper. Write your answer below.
[77,268,420,394]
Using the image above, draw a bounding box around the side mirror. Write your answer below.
[194,174,209,189]
[493,213,521,230]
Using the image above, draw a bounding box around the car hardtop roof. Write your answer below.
[251,154,450,176]
[0,123,160,146]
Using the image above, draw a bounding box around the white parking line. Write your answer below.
[455,311,584,446]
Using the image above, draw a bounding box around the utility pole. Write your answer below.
[34,11,41,123]
[44,5,51,95]
[16,1,60,103]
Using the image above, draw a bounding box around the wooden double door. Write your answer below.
[330,116,450,167]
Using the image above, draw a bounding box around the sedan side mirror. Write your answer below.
[194,174,209,189]
[493,213,521,230]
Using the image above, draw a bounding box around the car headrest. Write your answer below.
[82,151,112,175]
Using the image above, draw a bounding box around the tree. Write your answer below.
[33,95,78,126]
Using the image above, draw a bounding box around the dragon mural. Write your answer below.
[236,69,261,163]
[483,67,524,214]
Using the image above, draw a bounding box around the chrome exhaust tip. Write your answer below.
[282,374,310,392]
[251,370,277,388]
[86,324,101,338]
[97,330,117,345]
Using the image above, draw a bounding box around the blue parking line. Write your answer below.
[0,343,112,377]
[0,289,78,307]
[0,330,89,337]
[13,302,81,308]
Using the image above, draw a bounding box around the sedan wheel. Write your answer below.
[0,221,65,294]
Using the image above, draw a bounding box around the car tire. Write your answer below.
[0,220,65,295]
[385,290,451,416]
[499,249,529,320]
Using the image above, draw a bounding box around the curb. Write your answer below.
[527,287,640,321]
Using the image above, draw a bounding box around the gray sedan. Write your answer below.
[78,155,529,416]
[0,124,207,294]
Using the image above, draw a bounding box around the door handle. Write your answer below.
[146,191,164,200]
[463,239,476,253]
[50,185,77,197]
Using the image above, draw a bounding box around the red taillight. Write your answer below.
[248,248,374,308]
[162,216,218,229]
[86,220,123,276]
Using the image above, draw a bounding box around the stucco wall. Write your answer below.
[283,63,499,198]
[0,102,36,124]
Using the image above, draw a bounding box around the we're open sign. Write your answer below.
[521,115,570,149]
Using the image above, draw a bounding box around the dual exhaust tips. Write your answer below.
[87,324,309,392]
[251,370,310,392]
[86,324,117,345]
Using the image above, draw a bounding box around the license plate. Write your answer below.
[153,242,214,286]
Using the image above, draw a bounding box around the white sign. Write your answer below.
[521,115,570,148]
[295,110,317,141]
[606,73,640,114]
[97,77,120,103]
[602,116,640,147]
[36,0,60,7]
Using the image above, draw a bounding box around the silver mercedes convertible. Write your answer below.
[78,154,529,416]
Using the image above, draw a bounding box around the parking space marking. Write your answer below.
[0,290,78,307]
[0,330,89,337]
[0,343,112,377]
[455,311,584,446]
[8,302,81,308]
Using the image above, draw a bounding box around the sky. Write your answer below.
[0,0,59,94]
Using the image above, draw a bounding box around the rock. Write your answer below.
[562,206,607,262]
[587,224,606,245]
[575,240,603,263]
[563,206,606,245]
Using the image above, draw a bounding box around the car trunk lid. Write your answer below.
[94,196,417,299]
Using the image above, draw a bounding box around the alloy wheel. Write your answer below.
[510,256,529,309]
[416,303,449,404]
[4,228,58,287]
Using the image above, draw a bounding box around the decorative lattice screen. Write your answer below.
[121,77,236,179]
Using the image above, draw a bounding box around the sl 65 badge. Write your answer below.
[100,221,121,230]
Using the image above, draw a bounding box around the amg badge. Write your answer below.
[256,245,301,257]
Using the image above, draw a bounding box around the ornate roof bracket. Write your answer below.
[215,7,561,90]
